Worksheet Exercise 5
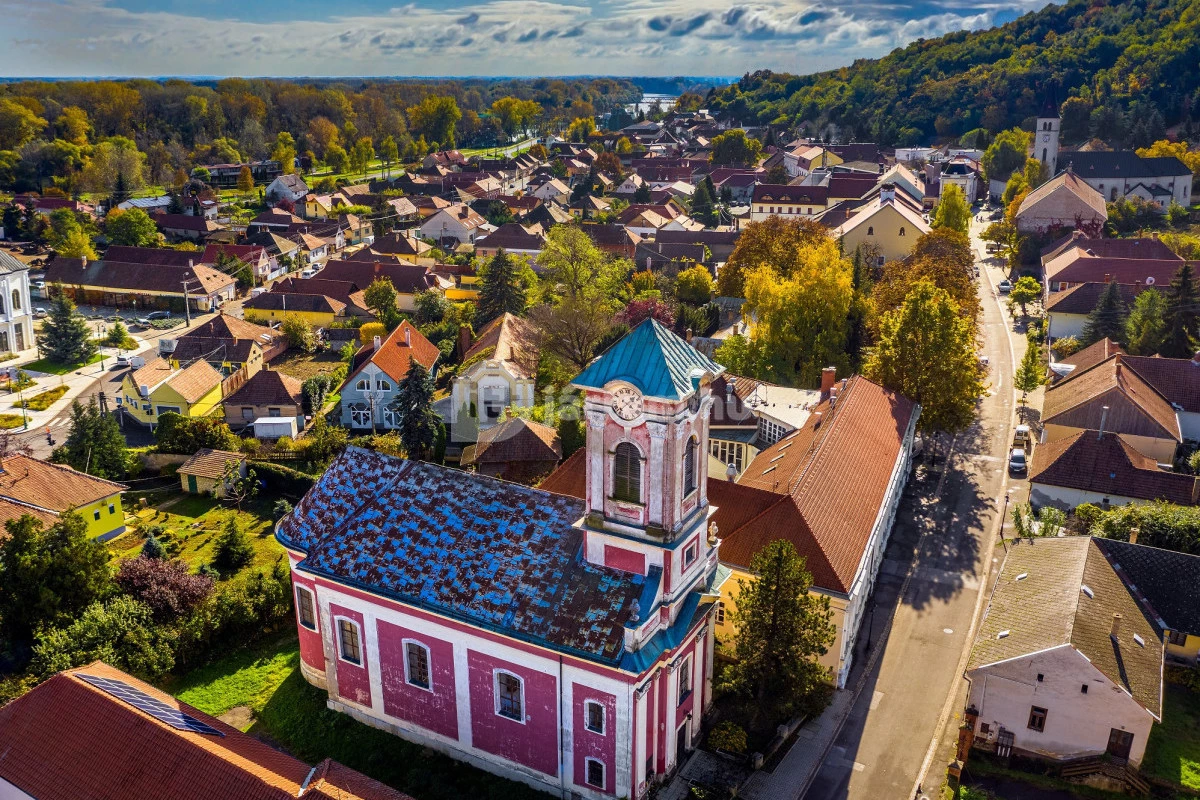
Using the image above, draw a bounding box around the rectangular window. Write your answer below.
[683,540,699,569]
[268,407,281,417]
[716,602,726,625]
[1028,706,1047,732]
[1168,630,1188,646]
[585,759,605,789]
[338,619,361,665]
[93,509,101,521]
[496,672,523,721]
[585,700,604,734]
[108,503,116,515]
[405,642,430,689]
[1081,684,1089,694]
[678,656,692,705]
[296,588,316,630]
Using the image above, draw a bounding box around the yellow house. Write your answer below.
[242,293,348,329]
[0,454,127,540]
[833,183,932,264]
[120,357,225,426]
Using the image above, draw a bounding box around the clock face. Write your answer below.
[611,386,644,421]
[1042,134,1050,142]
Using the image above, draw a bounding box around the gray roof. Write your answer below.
[1093,538,1200,637]
[1063,152,1192,180]
[968,537,1162,717]
[0,251,28,275]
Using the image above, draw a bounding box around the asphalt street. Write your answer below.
[803,212,1025,800]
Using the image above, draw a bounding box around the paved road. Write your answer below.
[803,212,1021,800]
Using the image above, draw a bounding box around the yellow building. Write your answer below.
[120,357,225,426]
[242,294,348,329]
[833,183,932,264]
[0,454,127,540]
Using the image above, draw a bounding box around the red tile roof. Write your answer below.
[1060,337,1124,374]
[348,320,440,384]
[1044,355,1181,440]
[1030,430,1199,505]
[223,369,303,408]
[0,454,126,511]
[461,417,562,467]
[464,313,539,379]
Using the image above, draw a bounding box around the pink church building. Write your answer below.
[278,320,728,798]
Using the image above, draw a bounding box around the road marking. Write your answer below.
[870,691,884,711]
[943,628,954,634]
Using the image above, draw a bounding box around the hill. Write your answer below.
[706,0,1200,148]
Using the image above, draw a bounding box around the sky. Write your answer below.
[0,0,1045,78]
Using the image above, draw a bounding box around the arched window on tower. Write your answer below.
[613,442,642,503]
[10,289,19,312]
[1042,148,1047,163]
[866,226,874,236]
[899,227,906,237]
[684,436,698,496]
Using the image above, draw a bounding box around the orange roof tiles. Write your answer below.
[463,314,539,379]
[348,320,440,384]
[1030,430,1198,505]
[0,454,126,511]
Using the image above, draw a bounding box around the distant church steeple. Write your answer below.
[1036,83,1061,177]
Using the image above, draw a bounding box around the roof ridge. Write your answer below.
[1,453,128,490]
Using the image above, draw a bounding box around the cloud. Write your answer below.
[455,12,480,25]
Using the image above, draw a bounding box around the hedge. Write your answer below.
[252,461,316,498]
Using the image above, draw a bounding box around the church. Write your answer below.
[277,319,727,799]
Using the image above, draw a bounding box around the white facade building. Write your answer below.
[0,252,35,357]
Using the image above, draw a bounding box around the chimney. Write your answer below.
[373,335,382,351]
[813,411,823,428]
[1103,273,1110,283]
[1192,351,1200,367]
[1098,405,1109,440]
[726,462,737,482]
[404,327,411,347]
[685,328,693,343]
[80,256,87,268]
[820,366,837,397]
[880,182,896,204]
[1110,613,1122,641]
[188,259,194,269]
[1129,526,1139,545]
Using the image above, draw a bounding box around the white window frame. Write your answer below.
[584,757,606,790]
[402,639,433,692]
[583,699,605,735]
[376,379,392,391]
[677,655,693,705]
[335,616,363,666]
[493,669,525,723]
[355,378,370,391]
[682,538,699,569]
[295,586,318,631]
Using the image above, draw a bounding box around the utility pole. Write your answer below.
[180,278,201,327]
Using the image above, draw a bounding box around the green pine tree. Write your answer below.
[1162,263,1200,358]
[1124,288,1168,356]
[111,171,130,205]
[51,399,128,479]
[477,249,527,325]
[395,361,440,461]
[141,533,166,560]
[1013,342,1045,403]
[691,180,716,227]
[212,516,253,574]
[39,290,98,366]
[1079,280,1129,347]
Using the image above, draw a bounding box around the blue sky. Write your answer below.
[0,0,1050,78]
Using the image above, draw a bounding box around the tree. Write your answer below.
[725,540,835,723]
[325,143,349,174]
[477,249,529,325]
[407,96,461,149]
[0,98,47,150]
[39,289,98,365]
[691,178,717,227]
[931,183,970,233]
[538,225,627,302]
[566,116,597,143]
[528,296,616,372]
[675,264,715,305]
[395,361,439,461]
[379,134,399,177]
[866,280,984,433]
[1009,276,1042,317]
[115,556,214,622]
[710,129,763,167]
[633,181,652,203]
[617,297,676,328]
[236,165,254,195]
[718,216,829,297]
[213,250,253,290]
[80,137,145,196]
[1163,263,1200,358]
[141,533,166,560]
[350,137,375,175]
[306,116,340,159]
[1136,140,1200,176]
[981,128,1030,183]
[873,229,980,323]
[55,227,98,260]
[213,516,253,574]
[219,460,258,511]
[0,511,112,643]
[51,399,127,479]
[614,137,633,155]
[153,413,239,454]
[271,131,297,174]
[105,207,159,247]
[1013,341,1045,403]
[30,595,175,680]
[281,314,317,353]
[363,277,400,327]
[1125,288,1168,355]
[490,97,541,140]
[1080,280,1129,347]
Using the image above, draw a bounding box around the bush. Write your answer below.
[282,315,317,353]
[1165,665,1200,692]
[708,721,748,754]
[1073,503,1103,530]
[1051,336,1080,357]
[238,437,261,455]
[212,517,253,574]
[273,499,293,520]
[173,558,293,668]
[252,460,316,497]
[115,556,215,622]
[141,533,166,560]
[30,595,176,680]
[1093,501,1200,555]
[155,413,240,454]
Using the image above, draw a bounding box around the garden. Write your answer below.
[1142,673,1200,793]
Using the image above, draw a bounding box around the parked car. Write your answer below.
[998,279,1013,294]
[135,310,171,325]
[1008,448,1027,474]
[33,307,47,318]
[114,355,145,369]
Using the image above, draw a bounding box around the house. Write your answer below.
[201,160,282,189]
[1029,430,1199,509]
[1043,248,1184,293]
[750,184,829,222]
[1015,169,1108,235]
[964,537,1162,768]
[366,230,433,260]
[244,230,302,268]
[0,454,126,540]
[705,372,824,479]
[116,195,173,214]
[833,183,932,264]
[178,448,247,496]
[242,292,348,328]
[459,416,562,484]
[419,204,490,245]
[224,369,304,431]
[279,319,724,799]
[43,255,236,311]
[655,229,740,264]
[200,243,278,284]
[530,178,570,203]
[582,224,641,258]
[151,213,224,242]
[0,661,414,800]
[171,313,288,366]
[938,160,981,202]
[319,260,447,312]
[0,251,34,355]
[1046,282,1143,340]
[119,358,225,427]
[1092,537,1200,664]
[247,210,306,236]
[266,173,310,205]
[783,144,842,178]
[448,314,538,439]
[1041,232,1177,270]
[340,321,440,431]
[475,223,546,260]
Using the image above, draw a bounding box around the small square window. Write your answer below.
[585,701,604,734]
[980,722,991,735]
[1036,673,1044,682]
[108,503,116,515]
[1169,630,1188,646]
[585,759,605,789]
[1081,684,1089,694]
[1028,705,1047,732]
[683,540,699,569]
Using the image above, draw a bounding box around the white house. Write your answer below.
[531,178,570,203]
[0,251,38,357]
[265,173,310,205]
[965,537,1162,768]
[419,205,490,245]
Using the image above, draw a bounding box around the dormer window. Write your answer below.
[613,442,642,503]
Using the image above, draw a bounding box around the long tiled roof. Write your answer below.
[277,448,647,663]
[462,417,562,467]
[45,257,235,296]
[0,250,28,275]
[1059,337,1124,374]
[1030,430,1198,505]
[1120,355,1200,414]
[572,318,723,401]
[1064,151,1192,180]
[1043,355,1181,440]
[1093,539,1200,636]
[967,537,1162,718]
[1044,253,1188,287]
[0,454,125,511]
[1045,282,1143,315]
[223,369,302,407]
[1017,170,1106,218]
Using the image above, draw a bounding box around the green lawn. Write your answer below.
[21,353,103,375]
[161,634,549,800]
[1143,683,1200,791]
[0,413,25,429]
[14,385,68,410]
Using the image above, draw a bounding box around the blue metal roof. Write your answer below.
[571,318,724,400]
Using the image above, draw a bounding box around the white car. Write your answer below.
[33,307,47,319]
[998,279,1013,294]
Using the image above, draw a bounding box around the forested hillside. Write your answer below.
[707,0,1200,147]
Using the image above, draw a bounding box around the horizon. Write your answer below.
[1,0,1040,79]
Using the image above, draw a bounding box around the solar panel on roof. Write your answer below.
[76,674,225,737]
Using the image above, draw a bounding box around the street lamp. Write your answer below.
[999,488,1014,552]
[96,321,107,371]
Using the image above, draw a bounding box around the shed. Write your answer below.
[253,417,298,441]
[178,448,247,496]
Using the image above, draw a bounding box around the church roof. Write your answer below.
[572,318,723,400]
